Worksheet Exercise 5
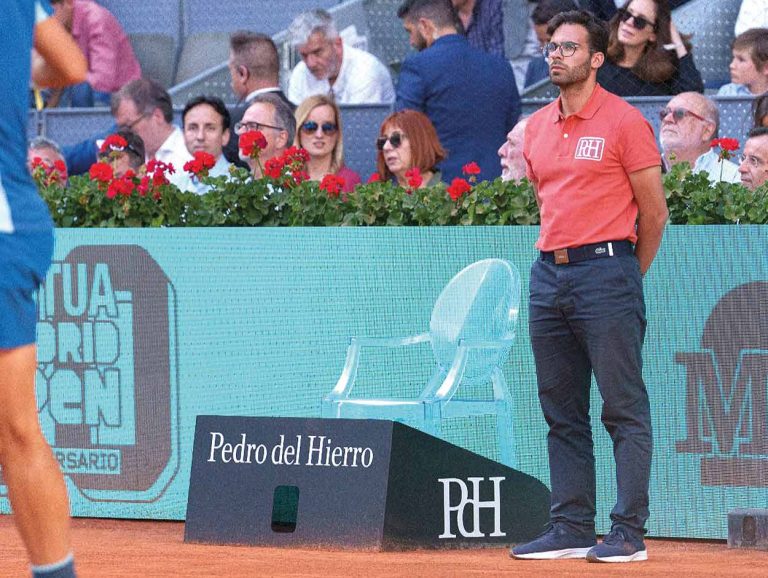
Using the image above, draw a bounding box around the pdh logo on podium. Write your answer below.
[676,282,768,487]
[1,245,180,503]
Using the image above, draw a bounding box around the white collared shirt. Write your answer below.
[153,126,194,189]
[288,43,395,105]
[693,149,741,185]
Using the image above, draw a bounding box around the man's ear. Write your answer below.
[222,128,231,147]
[591,51,605,69]
[417,17,435,42]
[701,121,716,142]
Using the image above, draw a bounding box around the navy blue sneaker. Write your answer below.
[510,523,597,560]
[586,526,648,563]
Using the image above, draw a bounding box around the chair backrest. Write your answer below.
[339,104,393,178]
[429,259,520,383]
[672,0,741,90]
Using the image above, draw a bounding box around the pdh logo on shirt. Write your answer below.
[574,137,605,161]
[0,245,180,504]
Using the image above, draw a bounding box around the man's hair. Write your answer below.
[182,95,232,131]
[288,10,338,47]
[733,28,768,70]
[99,130,146,168]
[548,10,609,56]
[229,31,279,81]
[111,78,173,124]
[748,126,768,139]
[397,0,458,29]
[28,136,63,155]
[249,92,297,143]
[532,0,578,27]
[754,93,768,128]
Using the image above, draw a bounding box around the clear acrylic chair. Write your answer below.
[321,259,520,467]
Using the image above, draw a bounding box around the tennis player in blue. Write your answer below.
[1,2,86,577]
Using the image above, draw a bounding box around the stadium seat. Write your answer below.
[338,104,393,179]
[322,258,520,468]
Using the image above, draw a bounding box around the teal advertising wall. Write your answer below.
[1,226,766,539]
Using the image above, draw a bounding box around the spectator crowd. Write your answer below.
[27,0,768,197]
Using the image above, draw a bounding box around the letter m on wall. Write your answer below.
[675,350,768,458]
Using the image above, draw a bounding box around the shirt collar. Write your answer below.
[552,83,607,123]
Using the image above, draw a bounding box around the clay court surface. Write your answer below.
[1,517,766,577]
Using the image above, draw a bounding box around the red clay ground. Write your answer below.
[0,517,766,577]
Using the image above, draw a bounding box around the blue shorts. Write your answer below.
[0,231,54,349]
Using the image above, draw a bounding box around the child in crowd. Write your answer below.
[718,28,768,96]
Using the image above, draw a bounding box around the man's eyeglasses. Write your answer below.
[300,121,338,136]
[376,132,405,151]
[234,120,284,134]
[740,153,766,168]
[618,8,656,32]
[119,114,148,132]
[543,41,579,59]
[659,107,707,123]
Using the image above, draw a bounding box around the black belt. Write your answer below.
[540,241,634,265]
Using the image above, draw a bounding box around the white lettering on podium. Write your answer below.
[438,477,506,539]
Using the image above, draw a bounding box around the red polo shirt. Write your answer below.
[523,84,660,251]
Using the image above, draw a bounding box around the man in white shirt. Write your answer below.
[287,9,395,105]
[659,92,740,184]
[177,95,233,194]
[111,78,192,189]
[735,0,768,36]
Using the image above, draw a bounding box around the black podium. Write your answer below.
[185,416,550,550]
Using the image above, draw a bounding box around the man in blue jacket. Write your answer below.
[396,0,520,182]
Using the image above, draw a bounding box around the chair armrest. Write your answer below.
[327,333,432,399]
[352,333,432,347]
[458,337,516,349]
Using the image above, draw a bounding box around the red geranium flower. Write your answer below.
[184,151,217,176]
[366,172,382,183]
[239,130,268,158]
[99,134,128,154]
[89,161,114,183]
[711,137,740,162]
[405,167,422,190]
[462,162,481,176]
[264,157,285,179]
[137,175,150,197]
[106,175,136,199]
[447,177,472,201]
[319,174,345,197]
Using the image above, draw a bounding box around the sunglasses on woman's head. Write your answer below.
[300,121,338,135]
[376,132,404,150]
[618,8,656,31]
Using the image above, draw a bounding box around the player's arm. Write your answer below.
[629,165,668,275]
[32,16,87,88]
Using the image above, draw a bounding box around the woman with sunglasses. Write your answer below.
[293,95,360,192]
[596,0,703,96]
[375,110,445,188]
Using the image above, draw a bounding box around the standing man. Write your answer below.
[178,96,232,194]
[111,78,192,189]
[510,10,667,563]
[226,31,294,167]
[396,0,520,182]
[452,0,504,57]
[287,9,395,105]
[2,2,86,577]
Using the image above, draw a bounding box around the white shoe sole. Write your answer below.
[587,550,648,563]
[511,547,592,560]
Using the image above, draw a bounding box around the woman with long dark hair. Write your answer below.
[596,0,704,96]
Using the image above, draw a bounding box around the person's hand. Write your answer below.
[666,21,688,58]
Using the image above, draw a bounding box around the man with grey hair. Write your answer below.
[235,92,296,178]
[287,9,394,105]
[27,136,66,175]
[659,92,740,184]
[111,78,192,187]
[497,117,528,182]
